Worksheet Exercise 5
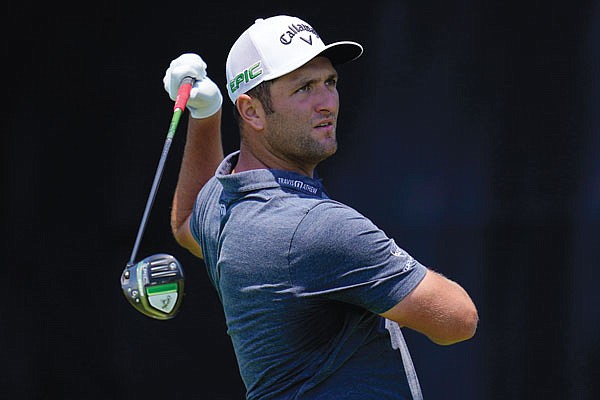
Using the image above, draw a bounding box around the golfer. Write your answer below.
[163,15,478,399]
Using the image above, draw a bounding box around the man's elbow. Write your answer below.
[171,219,203,259]
[431,306,479,346]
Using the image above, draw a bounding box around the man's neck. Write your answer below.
[234,143,316,177]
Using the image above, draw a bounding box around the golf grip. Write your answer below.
[127,76,195,266]
[174,76,194,111]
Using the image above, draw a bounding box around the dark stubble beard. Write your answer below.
[264,112,338,168]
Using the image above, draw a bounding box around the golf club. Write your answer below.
[120,76,194,320]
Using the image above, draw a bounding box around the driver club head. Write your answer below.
[121,253,185,320]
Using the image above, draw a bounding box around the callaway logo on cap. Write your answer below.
[225,15,363,103]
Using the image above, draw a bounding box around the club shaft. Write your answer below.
[127,77,194,266]
[128,108,183,265]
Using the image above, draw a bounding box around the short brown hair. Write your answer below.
[232,80,275,126]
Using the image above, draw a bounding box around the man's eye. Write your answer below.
[326,78,337,86]
[297,84,311,93]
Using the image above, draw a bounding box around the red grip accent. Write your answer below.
[174,77,194,111]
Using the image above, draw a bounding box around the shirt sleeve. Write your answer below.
[288,201,427,314]
[189,176,223,289]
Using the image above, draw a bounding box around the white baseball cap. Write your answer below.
[225,15,363,103]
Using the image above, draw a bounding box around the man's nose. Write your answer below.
[315,85,339,114]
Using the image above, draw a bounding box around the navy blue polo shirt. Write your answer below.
[191,151,427,399]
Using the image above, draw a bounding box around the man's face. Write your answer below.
[262,57,340,168]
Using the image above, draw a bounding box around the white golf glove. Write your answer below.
[163,53,223,119]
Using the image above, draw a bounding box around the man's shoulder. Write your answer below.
[292,200,377,246]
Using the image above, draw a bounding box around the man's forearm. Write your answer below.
[171,110,223,234]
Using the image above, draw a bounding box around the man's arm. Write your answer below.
[380,269,479,345]
[171,113,223,258]
[162,53,224,259]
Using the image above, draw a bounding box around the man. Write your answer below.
[163,15,478,399]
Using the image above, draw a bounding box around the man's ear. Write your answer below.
[236,94,265,131]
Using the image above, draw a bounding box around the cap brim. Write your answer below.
[319,41,364,66]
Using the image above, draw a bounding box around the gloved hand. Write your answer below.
[163,53,223,119]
